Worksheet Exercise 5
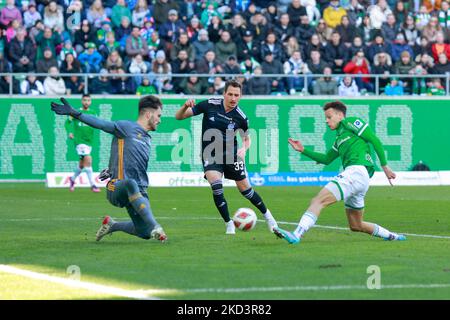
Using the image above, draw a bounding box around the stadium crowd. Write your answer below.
[1,0,450,96]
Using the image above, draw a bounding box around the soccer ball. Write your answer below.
[233,208,257,231]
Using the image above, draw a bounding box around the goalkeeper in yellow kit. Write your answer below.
[274,101,406,244]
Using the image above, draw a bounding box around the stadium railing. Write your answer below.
[1,72,449,96]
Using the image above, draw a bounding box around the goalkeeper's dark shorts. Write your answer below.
[106,179,148,208]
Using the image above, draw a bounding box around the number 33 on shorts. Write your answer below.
[234,161,244,171]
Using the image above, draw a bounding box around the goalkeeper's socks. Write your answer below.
[372,224,401,240]
[110,221,137,236]
[294,211,318,238]
[211,180,231,222]
[241,188,267,214]
[72,166,82,181]
[83,166,95,186]
[129,193,158,231]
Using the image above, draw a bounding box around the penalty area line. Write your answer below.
[0,264,172,300]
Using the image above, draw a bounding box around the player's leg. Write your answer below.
[69,157,83,192]
[80,149,100,192]
[205,170,234,234]
[274,186,338,244]
[346,208,406,241]
[235,177,278,232]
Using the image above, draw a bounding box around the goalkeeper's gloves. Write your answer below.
[50,97,81,118]
[99,168,112,181]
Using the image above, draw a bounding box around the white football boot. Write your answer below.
[225,220,236,234]
[96,216,115,241]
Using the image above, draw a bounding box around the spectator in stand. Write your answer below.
[23,2,42,30]
[335,15,359,48]
[0,73,20,94]
[381,14,400,43]
[431,31,450,62]
[128,53,150,86]
[261,51,285,93]
[20,73,45,95]
[426,78,446,95]
[207,76,225,95]
[89,68,113,94]
[36,47,58,75]
[409,53,434,94]
[384,77,404,95]
[423,0,443,13]
[312,66,338,95]
[295,15,315,47]
[170,32,195,65]
[153,0,180,27]
[5,19,21,44]
[246,65,271,95]
[60,52,82,74]
[186,16,202,41]
[274,13,295,45]
[240,55,261,78]
[367,0,392,30]
[74,20,97,54]
[105,50,124,69]
[248,10,269,43]
[151,50,173,93]
[390,33,414,63]
[132,0,151,28]
[207,15,224,43]
[264,2,280,26]
[222,55,241,79]
[78,42,103,73]
[323,0,347,32]
[306,49,329,77]
[136,76,157,95]
[315,18,330,43]
[147,31,165,60]
[284,50,311,94]
[193,29,215,62]
[372,52,394,89]
[200,2,223,27]
[302,0,321,26]
[260,32,284,63]
[99,31,122,60]
[303,33,326,59]
[366,33,391,63]
[96,19,113,45]
[348,36,367,59]
[415,5,431,31]
[126,26,150,59]
[44,66,66,95]
[43,1,64,31]
[159,9,186,45]
[8,27,35,72]
[287,0,307,28]
[346,0,365,27]
[338,75,360,96]
[87,0,108,29]
[237,29,260,61]
[402,14,420,47]
[227,13,248,42]
[283,35,301,60]
[358,14,375,45]
[196,49,223,86]
[215,30,237,64]
[171,49,192,92]
[325,31,348,74]
[111,0,132,29]
[65,74,85,95]
[179,0,202,23]
[421,16,442,43]
[393,1,409,26]
[394,50,416,93]
[178,72,206,94]
[114,16,132,48]
[430,52,450,88]
[110,67,136,94]
[343,50,373,92]
[0,0,22,29]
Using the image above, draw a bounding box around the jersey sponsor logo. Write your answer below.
[353,120,363,129]
[208,98,222,105]
[365,153,373,163]
[217,113,232,121]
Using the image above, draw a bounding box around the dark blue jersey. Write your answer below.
[192,98,249,162]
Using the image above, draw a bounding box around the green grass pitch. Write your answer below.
[0,183,449,300]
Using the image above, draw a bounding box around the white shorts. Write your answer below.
[76,144,92,157]
[324,165,370,210]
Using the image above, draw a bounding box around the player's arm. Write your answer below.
[359,126,396,184]
[175,99,195,120]
[51,98,116,135]
[288,138,339,165]
[237,132,251,160]
[64,116,75,139]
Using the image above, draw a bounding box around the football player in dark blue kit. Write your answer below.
[51,96,167,242]
[176,79,278,234]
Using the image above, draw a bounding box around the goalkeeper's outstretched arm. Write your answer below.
[51,97,116,135]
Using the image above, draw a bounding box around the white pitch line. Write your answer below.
[0,265,169,300]
[1,216,450,240]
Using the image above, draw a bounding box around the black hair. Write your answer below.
[82,93,90,99]
[138,95,162,115]
[323,101,347,116]
[224,79,242,94]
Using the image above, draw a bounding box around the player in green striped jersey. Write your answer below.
[64,94,100,192]
[274,101,406,244]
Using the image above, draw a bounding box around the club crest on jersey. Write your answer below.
[227,122,235,130]
[353,120,363,128]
